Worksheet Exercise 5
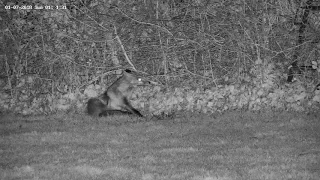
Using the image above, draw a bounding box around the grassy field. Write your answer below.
[0,111,319,180]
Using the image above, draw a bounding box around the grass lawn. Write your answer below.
[0,111,319,180]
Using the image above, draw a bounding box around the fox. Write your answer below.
[87,69,144,117]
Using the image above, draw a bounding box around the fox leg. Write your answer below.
[122,98,143,117]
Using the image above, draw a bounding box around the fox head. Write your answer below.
[122,69,147,86]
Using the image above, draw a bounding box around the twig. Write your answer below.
[114,6,173,36]
[114,26,137,71]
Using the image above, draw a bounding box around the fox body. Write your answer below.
[87,69,144,117]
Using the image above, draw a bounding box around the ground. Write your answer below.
[0,111,319,180]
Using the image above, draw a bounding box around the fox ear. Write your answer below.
[124,69,132,73]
